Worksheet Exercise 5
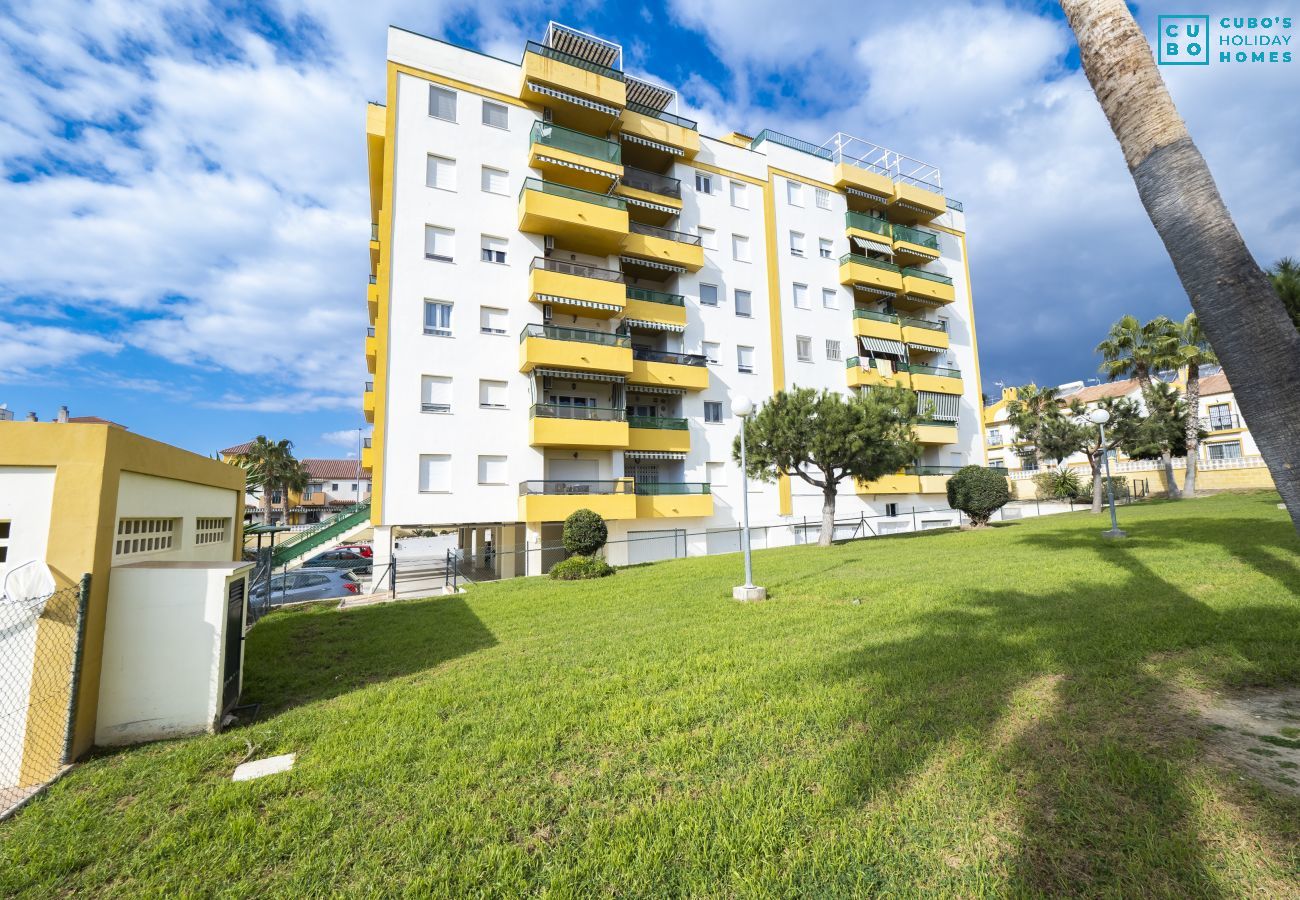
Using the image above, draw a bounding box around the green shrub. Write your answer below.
[947,465,1011,527]
[549,554,614,580]
[563,508,608,556]
[1033,468,1085,501]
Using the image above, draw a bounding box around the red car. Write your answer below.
[335,543,373,558]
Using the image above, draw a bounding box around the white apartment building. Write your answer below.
[363,24,986,573]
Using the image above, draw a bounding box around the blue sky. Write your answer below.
[2,1,1296,457]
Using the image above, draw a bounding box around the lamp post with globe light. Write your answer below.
[1088,407,1126,539]
[731,395,766,601]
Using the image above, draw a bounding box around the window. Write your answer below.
[825,339,841,361]
[704,401,723,423]
[789,231,805,257]
[350,483,357,491]
[731,234,750,262]
[423,300,453,336]
[425,225,454,262]
[796,335,812,362]
[695,171,713,194]
[702,341,720,364]
[1208,442,1242,460]
[737,345,754,373]
[479,379,508,408]
[706,461,728,486]
[481,100,508,129]
[734,289,752,317]
[0,520,10,564]
[988,429,1003,446]
[1208,403,1234,430]
[1019,452,1039,472]
[480,235,507,264]
[114,518,177,557]
[729,181,748,209]
[481,165,508,195]
[419,454,451,492]
[698,226,716,250]
[425,154,455,191]
[421,375,452,413]
[477,455,507,484]
[195,517,231,546]
[429,85,456,122]
[331,483,340,491]
[885,502,899,518]
[792,283,809,309]
[819,238,833,259]
[479,306,507,335]
[815,187,831,209]
[699,283,719,307]
[822,287,838,309]
[786,179,804,207]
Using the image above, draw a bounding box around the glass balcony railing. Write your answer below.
[364,381,373,392]
[368,275,377,285]
[845,356,894,371]
[629,221,701,245]
[892,224,940,251]
[519,479,631,496]
[634,482,711,496]
[900,316,947,332]
[530,121,621,164]
[845,211,892,238]
[840,253,901,274]
[530,256,625,282]
[625,101,697,130]
[749,129,834,161]
[626,286,685,306]
[520,323,631,347]
[524,41,625,81]
[531,403,626,422]
[852,309,899,324]
[908,364,962,378]
[908,465,963,476]
[627,415,688,430]
[902,267,953,286]
[519,177,627,210]
[370,223,379,241]
[632,348,707,366]
[620,165,682,198]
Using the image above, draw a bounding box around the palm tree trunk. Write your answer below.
[1061,0,1300,535]
[1090,455,1104,513]
[819,485,837,547]
[1161,450,1180,499]
[1183,364,1201,497]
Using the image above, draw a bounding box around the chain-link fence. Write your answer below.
[0,575,89,819]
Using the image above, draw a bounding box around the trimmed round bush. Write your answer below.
[563,508,608,557]
[549,554,614,580]
[947,465,1011,527]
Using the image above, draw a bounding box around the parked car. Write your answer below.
[335,543,373,558]
[300,548,372,574]
[253,569,360,606]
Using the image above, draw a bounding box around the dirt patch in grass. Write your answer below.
[1179,686,1300,797]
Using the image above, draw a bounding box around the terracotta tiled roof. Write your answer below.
[221,441,254,455]
[303,458,364,479]
[1197,372,1231,396]
[67,416,126,428]
[1064,378,1141,404]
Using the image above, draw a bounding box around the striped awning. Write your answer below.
[895,200,942,215]
[624,450,686,460]
[902,293,946,307]
[916,390,960,422]
[846,185,891,201]
[860,337,906,356]
[526,82,621,117]
[622,317,685,333]
[534,367,625,383]
[620,255,686,273]
[850,234,892,251]
[626,385,685,396]
[906,341,945,353]
[535,154,615,178]
[625,77,674,111]
[852,283,896,298]
[621,132,683,156]
[536,294,622,313]
[623,195,679,214]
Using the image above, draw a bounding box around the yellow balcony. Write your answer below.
[845,358,910,390]
[529,259,627,318]
[364,331,377,373]
[857,473,922,495]
[623,290,687,329]
[529,406,629,449]
[900,319,950,351]
[518,325,633,376]
[520,42,626,112]
[369,224,379,275]
[627,417,690,453]
[528,121,623,192]
[360,445,374,472]
[918,474,952,494]
[834,162,894,206]
[622,223,704,272]
[366,102,385,223]
[851,310,902,342]
[620,106,700,158]
[635,489,713,519]
[909,366,964,396]
[900,268,956,305]
[367,278,379,324]
[889,181,947,223]
[613,166,684,225]
[914,423,959,446]
[839,253,903,294]
[845,210,893,252]
[518,479,637,522]
[518,178,629,256]
[362,384,375,423]
[629,350,710,391]
[890,224,942,266]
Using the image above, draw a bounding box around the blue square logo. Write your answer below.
[1158,15,1211,65]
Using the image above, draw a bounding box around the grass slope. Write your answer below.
[4,493,1299,897]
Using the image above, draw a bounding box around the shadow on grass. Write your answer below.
[240,596,497,715]
[821,504,1300,893]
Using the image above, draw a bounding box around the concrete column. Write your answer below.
[525,521,544,576]
[369,525,393,594]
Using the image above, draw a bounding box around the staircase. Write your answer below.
[270,502,371,567]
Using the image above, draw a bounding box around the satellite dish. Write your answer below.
[1,561,58,615]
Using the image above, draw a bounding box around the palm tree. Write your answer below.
[1268,257,1300,332]
[242,436,308,526]
[1060,0,1300,534]
[1170,313,1218,497]
[1004,384,1061,469]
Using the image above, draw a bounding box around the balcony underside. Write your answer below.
[367,280,379,324]
[834,162,894,204]
[621,231,704,271]
[528,145,622,193]
[910,373,963,395]
[629,359,709,391]
[618,108,700,158]
[520,50,626,113]
[518,191,629,255]
[362,391,375,424]
[364,335,376,372]
[519,337,634,375]
[901,324,949,350]
[901,274,956,305]
[888,182,947,224]
[614,185,683,226]
[839,260,904,294]
[623,297,686,328]
[530,268,626,318]
[914,423,959,445]
[891,239,941,266]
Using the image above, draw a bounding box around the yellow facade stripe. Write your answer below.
[767,166,839,196]
[689,159,766,187]
[370,63,399,526]
[761,167,793,515]
[926,221,968,238]
[391,62,542,112]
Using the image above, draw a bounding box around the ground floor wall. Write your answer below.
[1012,457,1275,500]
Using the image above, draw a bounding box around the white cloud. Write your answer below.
[321,426,371,451]
[0,325,121,380]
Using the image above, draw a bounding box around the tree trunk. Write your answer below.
[1061,0,1300,535]
[1090,455,1104,513]
[1183,363,1201,497]
[1161,450,1180,499]
[819,485,837,547]
[261,486,271,525]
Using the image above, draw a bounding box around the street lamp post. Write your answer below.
[1088,407,1126,539]
[730,395,766,601]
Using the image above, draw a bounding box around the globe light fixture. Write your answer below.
[1087,406,1126,538]
[730,395,765,601]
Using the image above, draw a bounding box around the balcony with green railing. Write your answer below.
[518,323,634,375]
[899,313,950,350]
[518,177,629,254]
[851,307,903,341]
[845,211,892,242]
[628,415,688,430]
[530,121,622,164]
[626,286,685,306]
[627,414,690,453]
[891,224,941,261]
[839,252,904,293]
[899,265,956,304]
[633,481,713,517]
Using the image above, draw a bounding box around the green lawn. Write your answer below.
[4,493,1300,897]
